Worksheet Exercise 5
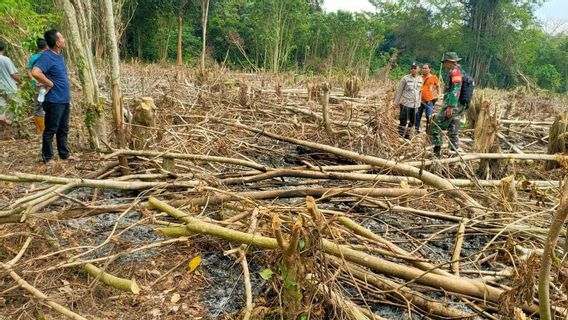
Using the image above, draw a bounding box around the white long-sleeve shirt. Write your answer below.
[394,74,422,109]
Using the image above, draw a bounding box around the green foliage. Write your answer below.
[535,64,562,91]
[1,0,566,93]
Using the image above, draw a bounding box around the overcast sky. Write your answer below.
[323,0,568,21]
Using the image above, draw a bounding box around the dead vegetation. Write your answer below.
[0,63,567,319]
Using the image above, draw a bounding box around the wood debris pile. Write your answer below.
[0,65,567,319]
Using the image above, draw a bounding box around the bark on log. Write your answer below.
[168,187,427,208]
[83,264,140,294]
[328,256,474,319]
[106,149,268,172]
[404,153,568,167]
[0,172,200,190]
[545,112,568,170]
[220,168,560,189]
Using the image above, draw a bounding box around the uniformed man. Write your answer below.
[429,52,464,158]
[394,63,422,139]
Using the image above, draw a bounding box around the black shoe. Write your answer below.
[433,146,441,158]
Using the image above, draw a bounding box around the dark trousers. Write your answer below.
[42,102,70,162]
[398,105,416,138]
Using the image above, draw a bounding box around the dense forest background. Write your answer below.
[1,0,567,92]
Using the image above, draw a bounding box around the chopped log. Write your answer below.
[131,97,156,150]
[337,216,455,277]
[220,168,561,189]
[239,82,249,107]
[168,187,427,208]
[466,92,482,129]
[155,226,194,238]
[83,264,140,294]
[499,119,554,126]
[545,112,567,170]
[106,149,268,172]
[404,153,568,167]
[473,99,501,178]
[344,76,361,98]
[328,256,475,319]
[0,172,200,190]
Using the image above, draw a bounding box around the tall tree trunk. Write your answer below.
[58,0,108,150]
[102,0,129,175]
[200,0,210,74]
[466,0,501,84]
[177,0,186,66]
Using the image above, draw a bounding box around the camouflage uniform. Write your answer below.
[429,64,464,150]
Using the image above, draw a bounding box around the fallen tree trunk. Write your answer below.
[225,121,484,214]
[328,256,474,319]
[499,119,554,126]
[404,153,568,167]
[149,197,539,313]
[105,149,268,172]
[169,187,426,208]
[0,173,200,190]
[220,168,561,188]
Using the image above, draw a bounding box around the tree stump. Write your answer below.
[474,100,501,178]
[466,93,483,129]
[239,82,249,107]
[131,97,156,150]
[344,76,361,98]
[307,82,321,102]
[545,112,568,170]
[275,81,283,100]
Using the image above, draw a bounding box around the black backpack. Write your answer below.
[459,71,475,108]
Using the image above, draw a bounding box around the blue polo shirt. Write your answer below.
[34,50,70,103]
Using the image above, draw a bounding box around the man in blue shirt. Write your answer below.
[28,38,47,134]
[32,29,77,165]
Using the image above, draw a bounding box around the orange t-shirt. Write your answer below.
[421,74,439,102]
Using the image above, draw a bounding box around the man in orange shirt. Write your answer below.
[415,63,440,134]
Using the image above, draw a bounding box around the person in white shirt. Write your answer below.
[394,63,422,139]
[0,41,21,126]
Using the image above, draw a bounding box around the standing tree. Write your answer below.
[200,0,210,74]
[102,0,129,174]
[57,0,107,150]
[177,0,187,66]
